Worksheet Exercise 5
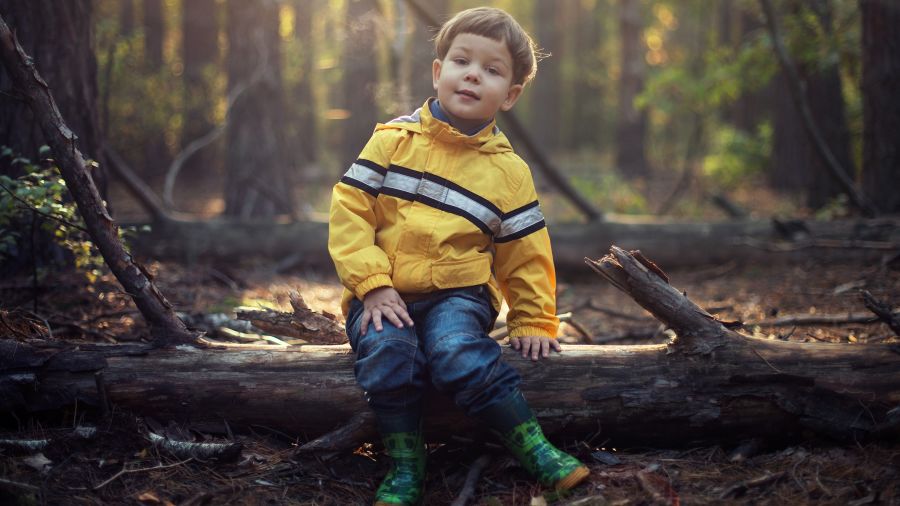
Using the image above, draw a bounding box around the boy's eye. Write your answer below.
[486,66,499,75]
[453,57,468,65]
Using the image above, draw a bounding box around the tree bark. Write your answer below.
[0,15,196,346]
[126,216,900,272]
[861,0,900,214]
[0,0,106,192]
[3,247,898,448]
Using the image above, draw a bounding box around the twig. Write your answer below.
[450,454,491,506]
[860,290,900,335]
[296,411,376,454]
[93,458,193,490]
[0,180,88,232]
[718,471,786,499]
[746,312,884,327]
[0,477,40,493]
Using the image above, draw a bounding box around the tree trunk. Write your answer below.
[571,0,604,152]
[723,1,774,135]
[4,247,897,448]
[142,0,164,71]
[615,0,649,179]
[861,0,900,214]
[408,0,448,107]
[530,0,563,153]
[770,0,851,210]
[0,15,196,346]
[125,216,900,273]
[291,0,319,164]
[0,0,106,189]
[339,0,381,173]
[0,0,108,278]
[181,0,220,181]
[120,0,135,37]
[223,0,293,218]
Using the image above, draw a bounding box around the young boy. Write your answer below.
[328,7,589,504]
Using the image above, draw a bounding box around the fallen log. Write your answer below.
[126,216,900,271]
[2,248,898,449]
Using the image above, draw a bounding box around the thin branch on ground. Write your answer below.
[93,458,194,490]
[450,454,492,506]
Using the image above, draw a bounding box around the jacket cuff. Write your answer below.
[508,325,556,339]
[353,274,393,300]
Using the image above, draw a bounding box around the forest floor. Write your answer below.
[1,252,899,505]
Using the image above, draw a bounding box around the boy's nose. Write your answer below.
[464,69,480,83]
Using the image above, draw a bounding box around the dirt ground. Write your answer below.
[1,251,898,505]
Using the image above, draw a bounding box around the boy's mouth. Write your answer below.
[456,89,479,100]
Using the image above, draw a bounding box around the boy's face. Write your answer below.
[432,33,523,133]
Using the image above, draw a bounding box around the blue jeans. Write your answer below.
[345,285,521,415]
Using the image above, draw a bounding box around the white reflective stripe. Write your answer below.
[382,170,502,235]
[387,108,421,124]
[343,163,386,189]
[498,205,544,238]
[445,188,502,235]
[382,171,420,194]
[418,178,449,202]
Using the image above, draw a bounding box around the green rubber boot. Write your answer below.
[373,411,426,506]
[477,390,589,490]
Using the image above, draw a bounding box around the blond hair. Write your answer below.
[434,7,538,86]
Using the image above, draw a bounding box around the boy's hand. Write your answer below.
[360,286,414,335]
[510,335,561,361]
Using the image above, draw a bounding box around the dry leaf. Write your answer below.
[23,452,52,473]
[136,491,161,503]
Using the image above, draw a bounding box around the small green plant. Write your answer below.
[702,123,772,190]
[0,147,107,282]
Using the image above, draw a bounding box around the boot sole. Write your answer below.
[555,465,590,490]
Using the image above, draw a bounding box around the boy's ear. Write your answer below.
[500,83,524,111]
[432,59,442,91]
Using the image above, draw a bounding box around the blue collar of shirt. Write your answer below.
[429,100,492,136]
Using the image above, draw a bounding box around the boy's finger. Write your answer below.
[393,303,414,326]
[372,309,383,332]
[550,339,562,353]
[360,311,371,335]
[521,338,531,358]
[383,308,404,329]
[510,337,521,350]
[541,339,550,358]
[531,339,540,361]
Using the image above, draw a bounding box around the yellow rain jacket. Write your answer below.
[328,100,559,339]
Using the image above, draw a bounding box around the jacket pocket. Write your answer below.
[431,255,492,289]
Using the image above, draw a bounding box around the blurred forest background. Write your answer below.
[1,0,899,234]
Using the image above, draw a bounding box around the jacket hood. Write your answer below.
[374,99,514,154]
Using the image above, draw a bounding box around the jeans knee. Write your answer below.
[428,332,499,391]
[355,337,423,394]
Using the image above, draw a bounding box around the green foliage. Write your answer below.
[0,148,106,283]
[702,123,771,190]
[570,171,649,215]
